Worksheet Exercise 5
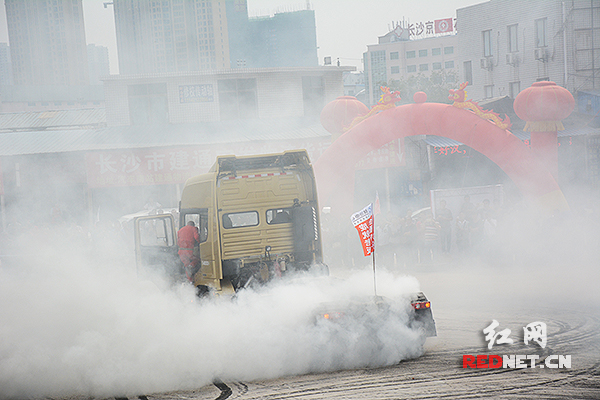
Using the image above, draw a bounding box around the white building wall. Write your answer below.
[103,67,351,126]
[257,73,305,119]
[104,84,130,127]
[168,76,221,123]
[364,35,458,104]
[323,71,345,102]
[456,0,582,100]
[404,36,459,77]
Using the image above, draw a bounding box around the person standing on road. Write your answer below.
[177,221,200,281]
[420,212,440,263]
[399,209,418,266]
[460,195,476,222]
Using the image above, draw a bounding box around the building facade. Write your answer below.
[113,0,231,74]
[241,10,318,69]
[103,66,350,126]
[0,66,350,228]
[113,0,318,74]
[4,0,89,86]
[0,85,104,113]
[87,44,110,85]
[0,43,13,86]
[343,71,365,98]
[457,0,600,100]
[363,30,458,105]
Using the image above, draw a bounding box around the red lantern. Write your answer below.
[513,81,574,132]
[513,81,575,180]
[320,96,369,139]
[413,91,427,103]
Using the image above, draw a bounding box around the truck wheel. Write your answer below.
[196,285,210,298]
[311,263,329,276]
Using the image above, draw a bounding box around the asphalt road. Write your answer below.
[133,260,600,400]
[4,237,597,400]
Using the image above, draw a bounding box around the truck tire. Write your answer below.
[196,285,210,298]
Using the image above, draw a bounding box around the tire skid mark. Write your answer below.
[231,382,248,398]
[212,380,232,400]
[114,311,599,399]
[233,334,598,399]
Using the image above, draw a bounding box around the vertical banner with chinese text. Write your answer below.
[351,203,374,257]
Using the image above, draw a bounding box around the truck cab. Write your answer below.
[133,150,325,295]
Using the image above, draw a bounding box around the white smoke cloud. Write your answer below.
[0,233,424,399]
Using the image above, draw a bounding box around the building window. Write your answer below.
[419,63,428,71]
[445,60,455,69]
[509,81,521,98]
[390,51,399,60]
[407,65,417,73]
[391,66,400,74]
[483,30,492,57]
[433,62,442,70]
[406,50,416,59]
[484,85,494,98]
[508,24,518,52]
[218,78,258,120]
[464,61,473,84]
[432,47,441,56]
[369,50,387,101]
[535,18,547,47]
[444,46,454,55]
[419,49,428,57]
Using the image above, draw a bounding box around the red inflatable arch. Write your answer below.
[313,99,569,216]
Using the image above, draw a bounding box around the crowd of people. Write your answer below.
[322,195,508,269]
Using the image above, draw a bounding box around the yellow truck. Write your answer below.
[133,150,325,295]
[132,149,436,337]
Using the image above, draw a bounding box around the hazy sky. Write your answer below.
[0,0,486,74]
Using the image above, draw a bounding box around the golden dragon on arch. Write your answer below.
[448,82,511,130]
[345,86,402,131]
[344,84,511,132]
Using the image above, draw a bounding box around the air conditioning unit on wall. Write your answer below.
[506,53,519,66]
[534,48,548,62]
[480,58,493,70]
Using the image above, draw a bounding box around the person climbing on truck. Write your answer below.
[177,220,200,281]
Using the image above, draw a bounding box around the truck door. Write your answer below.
[180,208,219,280]
[134,214,180,280]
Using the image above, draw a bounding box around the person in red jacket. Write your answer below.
[177,220,200,281]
